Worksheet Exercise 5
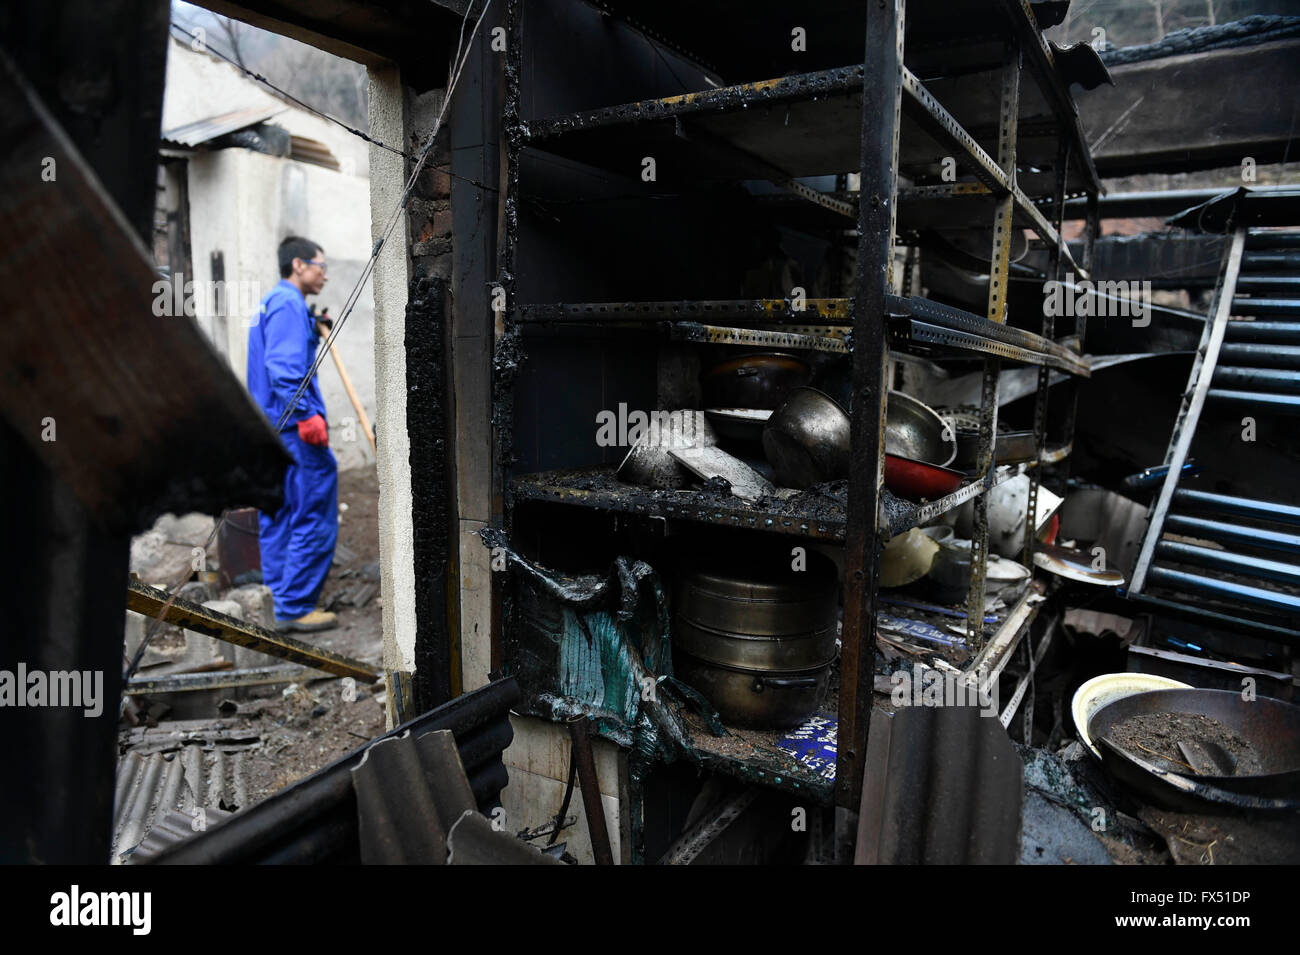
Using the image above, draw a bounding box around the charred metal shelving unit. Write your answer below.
[493,0,1100,853]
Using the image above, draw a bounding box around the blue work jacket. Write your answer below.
[247,279,328,430]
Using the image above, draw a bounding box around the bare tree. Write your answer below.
[1148,0,1165,40]
[212,15,250,70]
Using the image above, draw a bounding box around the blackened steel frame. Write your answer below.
[835,0,903,834]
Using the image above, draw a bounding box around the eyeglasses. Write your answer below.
[301,259,327,273]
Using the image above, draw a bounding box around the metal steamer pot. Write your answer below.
[674,554,839,729]
[674,657,832,730]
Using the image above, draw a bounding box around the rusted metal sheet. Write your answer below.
[161,105,284,147]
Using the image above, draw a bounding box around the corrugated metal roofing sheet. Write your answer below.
[161,105,284,147]
[144,679,521,864]
[856,703,1024,864]
[111,744,252,864]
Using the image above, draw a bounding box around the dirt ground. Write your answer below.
[124,464,392,810]
[239,463,389,805]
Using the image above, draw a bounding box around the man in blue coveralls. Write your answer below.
[247,236,339,632]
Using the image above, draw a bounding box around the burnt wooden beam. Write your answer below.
[404,276,456,710]
[127,580,379,682]
[0,5,169,244]
[0,48,289,535]
[0,424,129,864]
[0,18,289,863]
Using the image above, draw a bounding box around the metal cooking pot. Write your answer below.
[1089,689,1300,811]
[762,387,851,489]
[675,653,830,730]
[675,566,838,671]
[674,551,839,728]
[951,427,1038,471]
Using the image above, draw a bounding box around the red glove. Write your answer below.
[297,414,329,447]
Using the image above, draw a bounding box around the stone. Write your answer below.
[129,512,217,585]
[224,585,280,670]
[123,611,146,661]
[177,580,213,605]
[157,512,217,547]
[224,584,275,629]
[180,599,243,669]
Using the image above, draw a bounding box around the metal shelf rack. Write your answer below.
[493,0,1101,850]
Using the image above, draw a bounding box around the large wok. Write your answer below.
[1088,688,1300,811]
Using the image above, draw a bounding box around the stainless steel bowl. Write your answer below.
[762,387,851,489]
[886,391,957,467]
[617,444,690,488]
[615,410,717,489]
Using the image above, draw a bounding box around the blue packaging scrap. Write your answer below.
[776,714,837,781]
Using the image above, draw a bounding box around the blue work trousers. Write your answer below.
[259,429,339,620]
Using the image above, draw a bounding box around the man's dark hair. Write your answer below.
[279,236,323,278]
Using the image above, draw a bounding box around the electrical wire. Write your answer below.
[165,18,500,196]
[166,20,407,157]
[271,0,492,434]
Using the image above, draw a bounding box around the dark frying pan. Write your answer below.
[1089,689,1300,810]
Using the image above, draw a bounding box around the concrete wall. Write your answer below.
[366,63,418,693]
[162,38,369,181]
